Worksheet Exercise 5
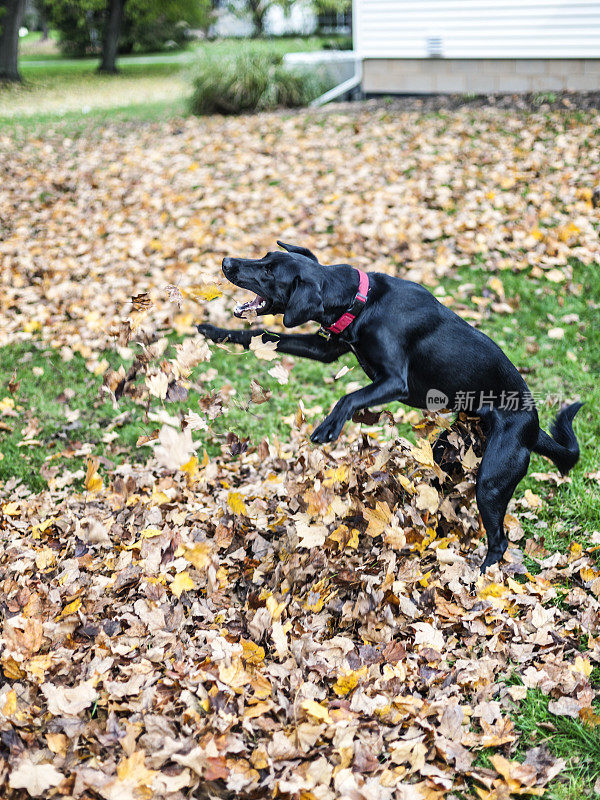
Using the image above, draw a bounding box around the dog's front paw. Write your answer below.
[197,324,227,342]
[310,414,345,444]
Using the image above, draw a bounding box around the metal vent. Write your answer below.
[426,35,443,58]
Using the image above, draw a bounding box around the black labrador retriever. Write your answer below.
[198,242,582,571]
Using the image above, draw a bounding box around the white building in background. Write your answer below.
[353,0,600,94]
[211,1,350,38]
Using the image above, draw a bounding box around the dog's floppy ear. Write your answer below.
[277,241,319,262]
[283,278,324,328]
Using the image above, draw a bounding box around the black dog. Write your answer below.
[198,242,582,571]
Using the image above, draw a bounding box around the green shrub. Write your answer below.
[322,36,353,50]
[46,0,213,57]
[189,52,326,115]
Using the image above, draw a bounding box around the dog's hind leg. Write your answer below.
[476,411,537,572]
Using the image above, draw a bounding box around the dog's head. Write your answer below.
[222,242,325,328]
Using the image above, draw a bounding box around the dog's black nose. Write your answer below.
[222,257,232,270]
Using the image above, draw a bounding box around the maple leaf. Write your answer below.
[9,758,63,797]
[268,363,290,384]
[249,335,279,361]
[41,680,98,716]
[363,501,392,537]
[153,425,196,471]
[146,372,169,399]
[250,378,272,404]
[301,699,332,723]
[227,491,248,516]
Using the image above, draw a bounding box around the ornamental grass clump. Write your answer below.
[190,52,325,115]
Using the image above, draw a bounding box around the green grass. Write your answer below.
[442,258,600,554]
[0,334,360,493]
[513,689,600,798]
[18,34,338,68]
[1,36,344,129]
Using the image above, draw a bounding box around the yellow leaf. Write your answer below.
[2,501,21,516]
[26,654,52,681]
[57,597,81,620]
[411,439,434,468]
[327,524,349,549]
[523,489,541,509]
[35,546,56,570]
[227,491,248,516]
[185,284,223,302]
[570,541,583,559]
[170,571,195,598]
[244,699,273,719]
[84,458,103,494]
[479,582,508,599]
[579,706,600,728]
[462,446,481,470]
[2,689,17,716]
[241,639,265,665]
[46,733,68,757]
[580,565,598,583]
[31,517,58,538]
[363,501,391,537]
[173,313,195,336]
[180,455,199,483]
[0,397,15,414]
[488,277,504,298]
[150,486,170,507]
[347,528,360,549]
[323,465,349,486]
[250,747,269,770]
[398,474,415,493]
[333,667,367,697]
[140,527,163,539]
[301,699,332,723]
[116,750,156,788]
[557,221,580,243]
[23,319,42,333]
[184,542,211,569]
[574,656,592,678]
[265,595,286,620]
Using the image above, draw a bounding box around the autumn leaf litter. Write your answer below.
[1,105,600,798]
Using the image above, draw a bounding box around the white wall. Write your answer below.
[212,1,317,38]
[353,0,600,59]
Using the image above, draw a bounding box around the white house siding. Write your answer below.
[354,0,600,93]
[212,2,317,38]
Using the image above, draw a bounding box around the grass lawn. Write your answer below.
[1,36,343,125]
[0,101,599,797]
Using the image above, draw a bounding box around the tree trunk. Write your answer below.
[98,0,126,74]
[0,0,25,82]
[248,0,266,37]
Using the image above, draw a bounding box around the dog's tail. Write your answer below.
[533,401,583,475]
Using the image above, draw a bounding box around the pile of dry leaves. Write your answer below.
[1,106,599,357]
[1,404,600,798]
[1,105,600,798]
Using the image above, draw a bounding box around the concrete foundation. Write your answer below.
[362,58,600,95]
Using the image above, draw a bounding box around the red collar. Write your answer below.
[320,269,369,337]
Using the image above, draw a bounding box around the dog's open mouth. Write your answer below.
[234,294,270,318]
